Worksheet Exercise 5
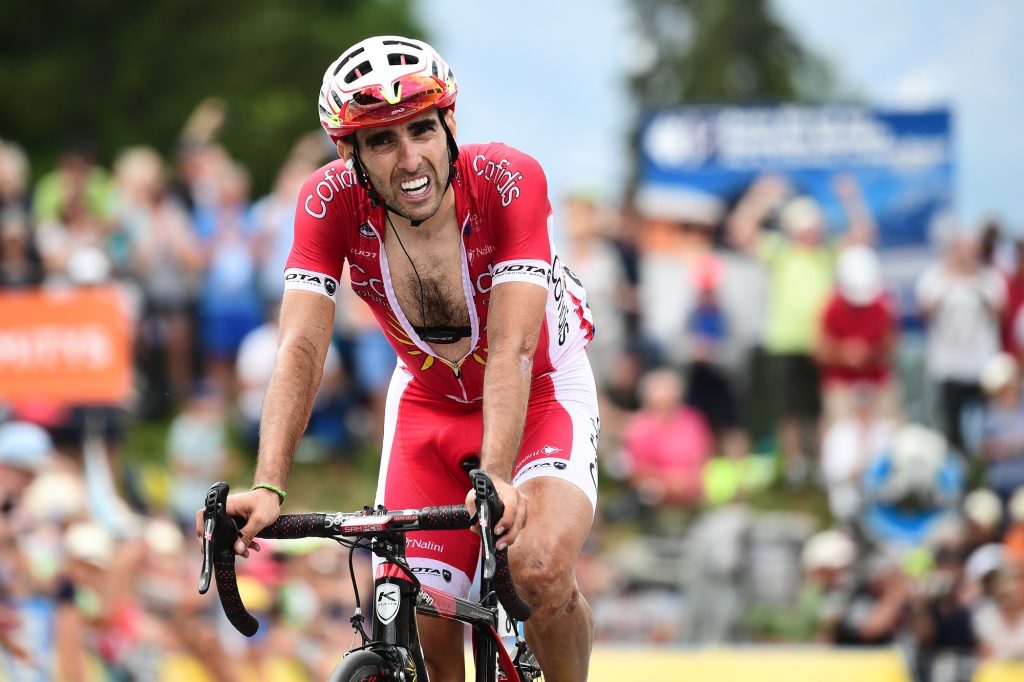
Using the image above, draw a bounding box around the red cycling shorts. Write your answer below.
[373,351,599,597]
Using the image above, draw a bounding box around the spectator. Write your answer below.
[817,245,899,425]
[1005,490,1024,569]
[0,140,30,214]
[1000,238,1024,357]
[236,305,355,457]
[112,146,203,408]
[34,192,108,284]
[0,208,43,288]
[821,384,897,525]
[0,421,55,665]
[621,368,713,508]
[745,528,857,643]
[832,552,911,646]
[916,231,1006,454]
[909,525,978,682]
[31,140,111,227]
[963,489,1006,556]
[165,388,230,525]
[196,160,262,395]
[250,157,316,304]
[728,174,875,485]
[972,567,1024,661]
[562,193,629,389]
[979,353,1024,506]
[684,254,747,457]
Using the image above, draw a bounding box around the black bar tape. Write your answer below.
[418,505,473,530]
[213,551,259,637]
[494,547,531,622]
[255,513,330,539]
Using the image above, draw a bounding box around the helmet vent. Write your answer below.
[431,61,439,78]
[388,52,420,66]
[333,47,365,76]
[383,39,419,49]
[343,61,373,84]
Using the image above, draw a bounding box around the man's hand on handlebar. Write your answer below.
[465,474,528,551]
[194,488,281,557]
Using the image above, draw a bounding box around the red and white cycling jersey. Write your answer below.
[284,142,595,403]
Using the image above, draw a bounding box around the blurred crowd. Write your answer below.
[2,115,1024,680]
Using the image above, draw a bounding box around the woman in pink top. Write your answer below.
[623,368,714,507]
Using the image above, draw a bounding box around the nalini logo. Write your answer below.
[375,583,400,625]
[358,222,375,238]
[324,279,336,296]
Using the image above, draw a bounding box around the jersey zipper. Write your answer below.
[437,357,468,400]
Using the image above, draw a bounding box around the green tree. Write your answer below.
[0,0,424,191]
[628,0,833,106]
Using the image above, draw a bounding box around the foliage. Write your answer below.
[0,0,424,191]
[627,0,834,106]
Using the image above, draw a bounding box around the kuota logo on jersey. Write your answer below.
[284,268,339,299]
[304,166,356,219]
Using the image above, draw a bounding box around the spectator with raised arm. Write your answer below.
[728,174,875,485]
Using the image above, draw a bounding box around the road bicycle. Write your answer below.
[199,469,542,681]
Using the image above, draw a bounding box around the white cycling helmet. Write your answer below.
[318,35,458,141]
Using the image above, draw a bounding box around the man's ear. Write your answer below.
[336,137,354,162]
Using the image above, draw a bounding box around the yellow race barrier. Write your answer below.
[587,646,912,682]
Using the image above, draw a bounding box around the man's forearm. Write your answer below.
[479,350,533,482]
[253,340,325,487]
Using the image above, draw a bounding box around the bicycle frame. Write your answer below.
[365,531,520,681]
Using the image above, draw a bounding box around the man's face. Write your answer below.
[351,110,453,223]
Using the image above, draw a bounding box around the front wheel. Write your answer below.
[328,650,389,682]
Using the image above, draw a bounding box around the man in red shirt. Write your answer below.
[198,36,598,681]
[817,246,899,423]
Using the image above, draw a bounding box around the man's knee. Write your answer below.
[509,540,581,621]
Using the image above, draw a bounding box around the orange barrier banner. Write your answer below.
[0,287,131,403]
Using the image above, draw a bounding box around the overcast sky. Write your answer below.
[418,0,1024,230]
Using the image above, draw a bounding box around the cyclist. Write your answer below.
[199,36,598,681]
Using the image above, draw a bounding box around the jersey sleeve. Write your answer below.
[482,146,553,290]
[284,165,350,301]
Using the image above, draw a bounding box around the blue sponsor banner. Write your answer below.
[638,105,953,249]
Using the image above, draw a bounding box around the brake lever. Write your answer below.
[470,469,502,581]
[198,481,239,594]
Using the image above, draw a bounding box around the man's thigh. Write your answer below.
[375,369,483,597]
[512,354,600,513]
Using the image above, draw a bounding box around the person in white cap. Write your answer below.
[0,422,54,666]
[817,245,899,424]
[0,421,54,503]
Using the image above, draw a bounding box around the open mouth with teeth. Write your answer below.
[400,175,431,198]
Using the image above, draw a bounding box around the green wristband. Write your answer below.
[252,483,287,504]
